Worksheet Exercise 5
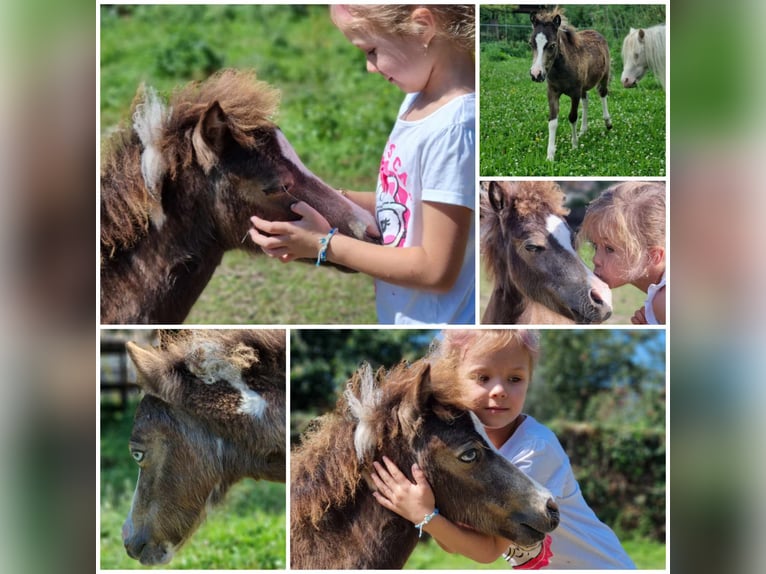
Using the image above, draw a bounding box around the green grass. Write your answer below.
[404,536,665,569]
[185,251,377,324]
[479,53,666,176]
[100,400,286,569]
[100,5,400,324]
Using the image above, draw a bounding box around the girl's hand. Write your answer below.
[248,202,331,262]
[630,307,648,324]
[370,456,435,525]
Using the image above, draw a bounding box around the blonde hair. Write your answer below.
[428,329,540,384]
[331,4,475,54]
[578,181,666,279]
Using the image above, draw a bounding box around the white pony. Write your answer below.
[620,24,666,91]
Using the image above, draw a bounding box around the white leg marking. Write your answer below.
[601,96,611,126]
[547,118,558,161]
[579,97,588,136]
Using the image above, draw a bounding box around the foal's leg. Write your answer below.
[598,79,613,130]
[578,91,589,137]
[545,89,561,161]
[568,95,581,149]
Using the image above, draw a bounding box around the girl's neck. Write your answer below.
[485,414,526,450]
[402,48,474,121]
[633,266,665,293]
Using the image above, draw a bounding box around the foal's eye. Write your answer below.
[131,450,145,464]
[547,42,557,50]
[459,448,479,463]
[262,184,289,196]
[525,243,544,253]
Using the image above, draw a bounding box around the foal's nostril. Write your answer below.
[590,289,604,306]
[546,497,560,528]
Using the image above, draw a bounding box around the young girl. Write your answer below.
[248,5,476,324]
[370,330,636,569]
[578,181,666,324]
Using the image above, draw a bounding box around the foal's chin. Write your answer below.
[135,542,177,566]
[574,308,612,324]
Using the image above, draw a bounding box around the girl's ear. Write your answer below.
[648,245,666,267]
[410,7,437,48]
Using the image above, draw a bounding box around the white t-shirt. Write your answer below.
[643,270,666,325]
[499,416,636,569]
[374,92,475,325]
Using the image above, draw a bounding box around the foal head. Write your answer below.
[482,181,612,324]
[121,330,285,565]
[529,10,563,82]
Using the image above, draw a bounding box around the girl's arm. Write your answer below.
[249,200,472,293]
[651,285,666,323]
[371,457,510,564]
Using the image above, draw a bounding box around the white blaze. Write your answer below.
[530,32,548,78]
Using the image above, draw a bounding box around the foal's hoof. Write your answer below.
[605,121,613,130]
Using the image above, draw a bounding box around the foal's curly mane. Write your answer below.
[100,69,280,259]
[291,360,470,529]
[480,181,569,282]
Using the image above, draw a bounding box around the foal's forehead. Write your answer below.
[531,20,557,40]
[544,214,577,255]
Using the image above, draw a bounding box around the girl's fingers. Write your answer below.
[371,490,394,509]
[372,461,394,485]
[411,463,426,484]
[382,456,406,480]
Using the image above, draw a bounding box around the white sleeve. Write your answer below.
[508,438,571,499]
[420,123,475,209]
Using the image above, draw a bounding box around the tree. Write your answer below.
[528,330,665,425]
[290,329,436,413]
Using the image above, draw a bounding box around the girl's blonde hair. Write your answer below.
[428,329,540,383]
[578,181,666,279]
[331,5,475,54]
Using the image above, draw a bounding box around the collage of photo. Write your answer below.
[98,3,667,571]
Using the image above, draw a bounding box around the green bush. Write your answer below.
[548,421,666,541]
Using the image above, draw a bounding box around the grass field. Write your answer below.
[480,53,666,177]
[405,536,665,569]
[100,5,398,324]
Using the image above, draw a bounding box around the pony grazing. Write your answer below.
[529,9,613,161]
[101,68,379,324]
[481,181,612,324]
[621,24,666,90]
[122,329,286,566]
[291,360,560,569]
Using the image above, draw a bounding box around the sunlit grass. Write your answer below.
[480,55,666,176]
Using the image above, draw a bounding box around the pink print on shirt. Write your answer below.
[377,143,411,248]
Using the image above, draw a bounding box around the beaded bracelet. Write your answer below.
[414,508,439,538]
[315,228,338,266]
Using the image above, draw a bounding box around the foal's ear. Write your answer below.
[530,13,538,24]
[193,101,230,174]
[126,342,177,402]
[488,182,506,212]
[552,14,561,29]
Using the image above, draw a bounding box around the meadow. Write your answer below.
[480,52,666,177]
[100,5,400,324]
